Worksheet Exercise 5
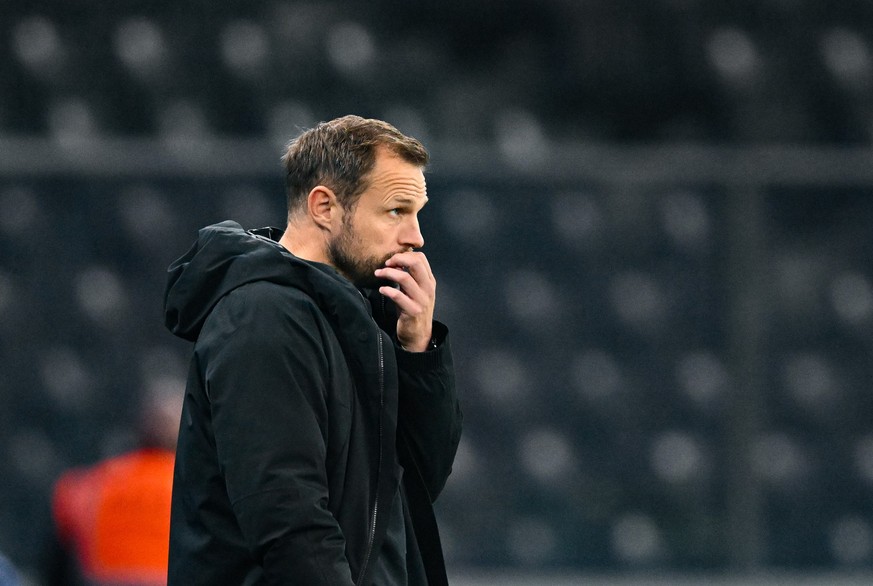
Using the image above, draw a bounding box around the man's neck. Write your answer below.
[278,223,331,266]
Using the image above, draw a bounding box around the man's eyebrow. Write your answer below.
[389,195,429,206]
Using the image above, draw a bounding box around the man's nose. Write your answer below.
[402,217,424,249]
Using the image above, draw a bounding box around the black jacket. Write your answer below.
[163,221,462,585]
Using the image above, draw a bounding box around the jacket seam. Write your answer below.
[229,485,301,508]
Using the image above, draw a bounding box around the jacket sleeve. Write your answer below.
[198,282,354,585]
[394,320,463,501]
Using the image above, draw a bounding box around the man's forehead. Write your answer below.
[371,165,427,196]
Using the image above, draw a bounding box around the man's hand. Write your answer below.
[374,251,435,352]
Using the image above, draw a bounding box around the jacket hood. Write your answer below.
[164,220,365,342]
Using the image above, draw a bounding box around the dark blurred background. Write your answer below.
[2,0,873,583]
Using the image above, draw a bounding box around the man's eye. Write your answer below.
[389,208,401,216]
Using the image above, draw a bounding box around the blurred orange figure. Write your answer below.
[48,386,182,586]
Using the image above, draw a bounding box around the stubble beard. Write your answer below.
[327,218,395,290]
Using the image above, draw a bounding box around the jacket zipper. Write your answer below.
[356,330,384,585]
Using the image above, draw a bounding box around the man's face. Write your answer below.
[327,148,428,288]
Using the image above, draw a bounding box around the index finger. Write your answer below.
[385,251,434,280]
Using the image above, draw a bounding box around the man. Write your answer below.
[163,115,462,585]
[48,387,181,585]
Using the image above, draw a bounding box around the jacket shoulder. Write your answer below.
[197,280,331,351]
[218,280,321,322]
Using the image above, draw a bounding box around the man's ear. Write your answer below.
[307,186,341,232]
